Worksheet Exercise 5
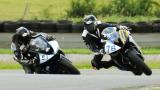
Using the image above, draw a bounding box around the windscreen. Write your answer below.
[30,36,48,53]
[101,27,119,42]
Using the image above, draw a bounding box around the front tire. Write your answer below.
[127,48,152,75]
[55,55,80,74]
[58,60,80,74]
[22,65,34,74]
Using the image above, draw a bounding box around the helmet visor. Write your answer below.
[85,23,95,32]
[85,20,93,25]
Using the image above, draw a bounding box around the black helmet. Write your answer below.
[15,27,31,44]
[16,27,30,37]
[84,15,97,25]
[83,15,97,32]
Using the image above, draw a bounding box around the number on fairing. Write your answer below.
[105,41,121,54]
[39,54,54,64]
[40,54,48,60]
[106,45,116,52]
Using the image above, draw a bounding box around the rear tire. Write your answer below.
[132,70,143,75]
[127,48,152,75]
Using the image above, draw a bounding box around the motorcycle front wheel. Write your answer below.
[127,48,152,75]
[54,56,80,75]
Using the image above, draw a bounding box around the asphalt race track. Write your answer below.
[0,69,160,90]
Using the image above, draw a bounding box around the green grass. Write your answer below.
[75,63,92,69]
[0,0,160,22]
[63,48,92,54]
[0,61,22,69]
[0,60,159,69]
[76,62,160,69]
[142,47,160,55]
[0,49,13,54]
[97,15,160,23]
[68,16,160,23]
[75,60,160,69]
[0,48,160,54]
[145,60,160,69]
[0,0,71,20]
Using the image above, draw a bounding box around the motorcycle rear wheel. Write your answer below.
[132,70,143,75]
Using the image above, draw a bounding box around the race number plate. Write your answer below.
[104,41,121,54]
[39,54,54,64]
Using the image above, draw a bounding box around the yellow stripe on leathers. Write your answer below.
[119,29,129,45]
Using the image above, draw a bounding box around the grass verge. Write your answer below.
[145,60,160,69]
[142,47,160,55]
[74,60,160,69]
[0,49,13,54]
[0,60,159,69]
[0,61,22,69]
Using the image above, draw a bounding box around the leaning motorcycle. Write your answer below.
[11,35,80,74]
[101,27,152,75]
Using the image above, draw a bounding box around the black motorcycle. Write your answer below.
[12,35,80,74]
[101,27,152,75]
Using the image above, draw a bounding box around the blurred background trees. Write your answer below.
[0,0,160,22]
[67,0,160,17]
[66,0,96,17]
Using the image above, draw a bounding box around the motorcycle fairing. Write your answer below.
[39,40,59,64]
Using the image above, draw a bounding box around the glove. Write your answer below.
[47,36,55,41]
[20,59,30,65]
[99,49,106,54]
[20,45,29,53]
[14,51,22,60]
[119,25,128,30]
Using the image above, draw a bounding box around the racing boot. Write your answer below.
[91,54,103,70]
[101,60,115,69]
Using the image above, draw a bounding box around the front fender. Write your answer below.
[125,47,144,61]
[59,54,72,63]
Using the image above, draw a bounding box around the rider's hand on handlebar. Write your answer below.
[99,49,106,54]
[119,25,128,30]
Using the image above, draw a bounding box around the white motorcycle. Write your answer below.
[101,27,152,75]
[12,35,80,74]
